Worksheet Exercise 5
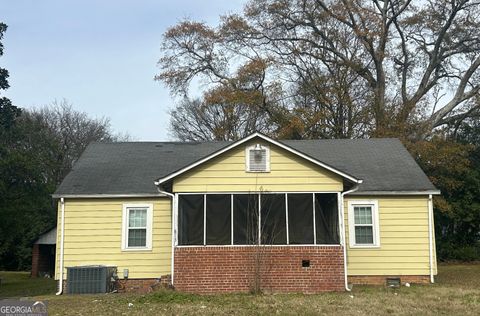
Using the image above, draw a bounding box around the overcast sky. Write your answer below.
[1,0,245,140]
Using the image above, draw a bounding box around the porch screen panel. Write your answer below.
[233,194,258,245]
[315,193,339,244]
[206,194,231,245]
[260,194,287,244]
[288,193,314,244]
[178,194,204,245]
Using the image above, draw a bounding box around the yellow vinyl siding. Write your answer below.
[173,140,343,192]
[55,198,171,280]
[345,196,437,276]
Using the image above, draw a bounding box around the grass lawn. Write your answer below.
[0,271,56,298]
[1,264,479,315]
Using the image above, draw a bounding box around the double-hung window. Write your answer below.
[348,200,380,248]
[122,204,153,251]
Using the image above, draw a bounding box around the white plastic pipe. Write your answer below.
[56,197,65,295]
[428,194,435,283]
[157,188,175,286]
[341,184,361,291]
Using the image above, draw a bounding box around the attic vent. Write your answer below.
[246,144,270,172]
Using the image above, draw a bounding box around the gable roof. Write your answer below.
[53,136,439,198]
[155,133,362,186]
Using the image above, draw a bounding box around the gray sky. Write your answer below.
[1,0,245,140]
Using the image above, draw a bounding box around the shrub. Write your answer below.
[438,242,480,262]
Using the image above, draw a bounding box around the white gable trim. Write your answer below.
[154,132,362,186]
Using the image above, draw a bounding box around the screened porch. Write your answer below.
[176,193,341,246]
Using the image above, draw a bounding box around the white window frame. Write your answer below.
[245,144,270,172]
[348,200,380,248]
[122,203,153,251]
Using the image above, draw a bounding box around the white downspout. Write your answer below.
[341,183,361,291]
[428,194,435,283]
[56,197,65,295]
[157,188,175,286]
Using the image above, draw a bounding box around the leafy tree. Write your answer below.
[0,22,128,271]
[408,129,480,261]
[0,22,21,133]
[0,100,128,270]
[0,113,59,269]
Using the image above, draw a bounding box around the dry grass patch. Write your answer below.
[6,264,480,315]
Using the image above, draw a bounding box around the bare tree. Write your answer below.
[170,96,274,141]
[167,57,280,141]
[285,64,374,139]
[26,99,130,183]
[158,0,480,139]
[158,21,285,141]
[244,190,287,294]
[236,0,480,136]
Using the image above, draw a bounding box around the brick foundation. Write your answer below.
[62,275,171,294]
[174,246,345,294]
[116,275,171,293]
[348,275,431,285]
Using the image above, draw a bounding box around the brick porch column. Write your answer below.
[31,244,40,278]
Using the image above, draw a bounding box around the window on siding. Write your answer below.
[246,144,270,172]
[206,194,231,245]
[315,193,339,244]
[260,194,287,244]
[233,194,259,245]
[354,206,373,243]
[348,201,380,247]
[128,209,147,247]
[288,193,314,244]
[178,194,204,245]
[122,204,153,251]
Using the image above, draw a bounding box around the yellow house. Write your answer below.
[53,132,439,294]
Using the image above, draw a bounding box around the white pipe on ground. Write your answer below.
[56,197,65,295]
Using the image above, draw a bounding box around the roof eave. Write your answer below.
[347,190,441,196]
[51,193,167,199]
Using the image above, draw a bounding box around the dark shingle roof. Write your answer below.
[54,138,437,196]
[35,228,57,245]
